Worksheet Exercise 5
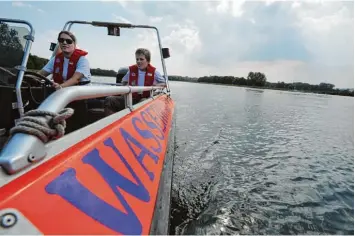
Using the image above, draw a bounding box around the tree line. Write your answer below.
[1,21,353,97]
[168,73,354,97]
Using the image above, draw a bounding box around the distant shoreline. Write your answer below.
[90,74,354,97]
[167,79,354,97]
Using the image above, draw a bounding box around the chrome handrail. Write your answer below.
[0,85,164,175]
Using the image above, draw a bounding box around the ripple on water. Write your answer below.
[169,82,354,235]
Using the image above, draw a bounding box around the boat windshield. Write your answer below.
[0,21,29,85]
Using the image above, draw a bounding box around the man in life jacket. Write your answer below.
[38,30,91,90]
[104,48,166,116]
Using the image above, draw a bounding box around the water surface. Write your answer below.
[168,81,353,235]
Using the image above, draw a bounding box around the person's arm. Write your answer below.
[36,57,63,89]
[60,72,84,87]
[37,57,54,77]
[60,56,90,88]
[153,70,167,87]
[37,69,51,77]
[121,70,129,86]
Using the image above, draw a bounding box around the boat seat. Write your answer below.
[86,98,106,124]
[87,108,105,124]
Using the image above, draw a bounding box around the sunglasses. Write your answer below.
[58,38,74,44]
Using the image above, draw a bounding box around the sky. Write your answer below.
[0,0,354,88]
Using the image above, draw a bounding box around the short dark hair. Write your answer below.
[135,48,151,62]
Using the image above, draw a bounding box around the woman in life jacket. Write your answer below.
[38,30,91,90]
[104,48,166,116]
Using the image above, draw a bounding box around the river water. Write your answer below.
[93,77,354,235]
[168,81,354,235]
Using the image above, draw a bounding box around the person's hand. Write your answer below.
[53,82,62,90]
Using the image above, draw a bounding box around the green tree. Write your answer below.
[247,71,267,86]
[319,82,335,91]
[27,54,49,70]
[0,22,24,68]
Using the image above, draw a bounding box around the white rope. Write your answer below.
[9,108,74,143]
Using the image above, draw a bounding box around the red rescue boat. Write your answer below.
[0,18,175,235]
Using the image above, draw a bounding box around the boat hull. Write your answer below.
[0,94,175,235]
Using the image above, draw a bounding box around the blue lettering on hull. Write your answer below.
[45,167,143,235]
[44,101,172,235]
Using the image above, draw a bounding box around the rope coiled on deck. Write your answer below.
[9,108,75,143]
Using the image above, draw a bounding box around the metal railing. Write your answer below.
[0,18,170,175]
[0,85,164,175]
[0,18,35,118]
[51,20,171,93]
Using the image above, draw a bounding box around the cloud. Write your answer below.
[100,0,128,8]
[117,0,352,88]
[12,1,31,8]
[24,0,353,89]
[162,20,202,53]
[293,1,354,66]
[12,1,45,13]
[112,13,131,24]
[149,16,163,23]
[209,0,246,17]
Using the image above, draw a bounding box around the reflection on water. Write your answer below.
[169,81,354,235]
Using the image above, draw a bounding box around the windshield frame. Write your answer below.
[52,20,171,93]
[0,18,35,118]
